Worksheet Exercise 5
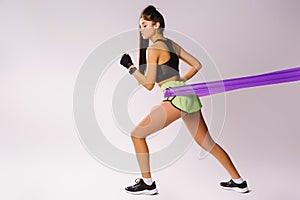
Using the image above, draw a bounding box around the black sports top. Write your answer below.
[155,39,180,83]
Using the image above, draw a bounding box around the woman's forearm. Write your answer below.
[129,66,155,90]
[182,66,201,81]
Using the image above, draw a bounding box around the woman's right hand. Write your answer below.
[120,53,134,69]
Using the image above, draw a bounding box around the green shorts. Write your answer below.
[160,81,202,114]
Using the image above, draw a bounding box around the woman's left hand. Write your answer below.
[178,76,187,82]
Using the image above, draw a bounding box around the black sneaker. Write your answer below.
[220,179,249,193]
[125,178,158,195]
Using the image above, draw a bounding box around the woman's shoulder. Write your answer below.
[169,39,181,50]
[148,40,168,51]
[165,38,182,54]
[148,38,182,54]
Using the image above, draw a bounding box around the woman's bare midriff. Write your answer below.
[157,75,181,87]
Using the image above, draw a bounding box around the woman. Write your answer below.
[120,5,249,195]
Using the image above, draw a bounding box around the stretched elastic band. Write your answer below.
[164,66,300,98]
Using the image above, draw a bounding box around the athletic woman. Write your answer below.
[120,5,249,195]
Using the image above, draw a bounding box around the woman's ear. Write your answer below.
[154,22,160,29]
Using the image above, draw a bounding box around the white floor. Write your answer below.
[1,108,299,200]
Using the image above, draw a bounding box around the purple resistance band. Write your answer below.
[164,66,300,98]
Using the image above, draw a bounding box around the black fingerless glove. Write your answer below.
[120,53,134,69]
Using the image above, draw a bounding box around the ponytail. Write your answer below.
[138,5,165,75]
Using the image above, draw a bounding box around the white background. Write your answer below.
[1,0,300,199]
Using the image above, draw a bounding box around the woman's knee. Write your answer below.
[130,131,146,141]
[195,134,216,152]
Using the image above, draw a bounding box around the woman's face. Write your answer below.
[139,18,157,39]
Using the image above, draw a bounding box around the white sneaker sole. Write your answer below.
[126,188,158,195]
[220,186,249,193]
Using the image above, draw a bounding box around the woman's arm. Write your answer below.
[129,46,158,91]
[177,46,202,81]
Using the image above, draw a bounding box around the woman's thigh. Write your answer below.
[182,110,215,149]
[131,101,184,138]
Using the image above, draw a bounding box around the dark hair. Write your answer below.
[138,5,165,75]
